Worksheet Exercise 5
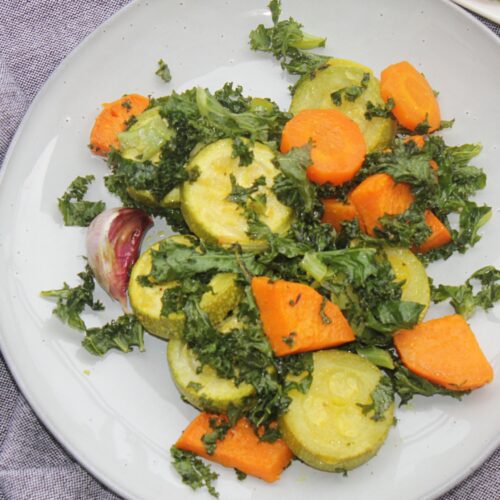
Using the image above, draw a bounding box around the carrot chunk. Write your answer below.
[394,314,493,391]
[349,173,414,236]
[175,413,293,482]
[321,198,359,232]
[251,277,355,356]
[280,108,366,185]
[380,61,441,133]
[414,210,452,253]
[89,94,150,156]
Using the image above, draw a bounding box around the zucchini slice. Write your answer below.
[128,237,242,339]
[167,337,254,412]
[384,247,430,321]
[290,60,395,152]
[126,186,181,208]
[280,350,394,472]
[180,138,293,250]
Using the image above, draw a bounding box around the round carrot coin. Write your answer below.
[280,108,367,185]
[380,61,441,132]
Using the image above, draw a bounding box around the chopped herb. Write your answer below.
[82,315,145,356]
[331,72,370,106]
[391,363,469,405]
[235,469,247,480]
[58,175,106,227]
[231,137,254,166]
[319,296,332,324]
[201,417,232,455]
[431,265,500,319]
[282,331,297,347]
[358,374,394,421]
[227,174,266,207]
[414,115,431,134]
[365,98,395,120]
[155,58,172,82]
[272,144,317,214]
[289,293,301,306]
[121,99,132,110]
[170,447,219,498]
[439,119,455,130]
[40,263,104,331]
[249,0,330,94]
[187,381,203,393]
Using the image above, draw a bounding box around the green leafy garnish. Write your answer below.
[272,144,317,214]
[170,447,219,498]
[249,0,330,92]
[227,174,266,207]
[231,137,254,166]
[365,98,394,120]
[331,72,370,106]
[201,417,232,455]
[431,266,500,319]
[155,58,172,82]
[392,364,469,405]
[358,374,394,421]
[40,264,104,330]
[58,175,105,227]
[82,315,145,356]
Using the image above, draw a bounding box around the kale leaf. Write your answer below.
[431,265,500,319]
[392,364,469,405]
[272,144,318,214]
[331,72,370,106]
[58,175,105,227]
[155,59,172,82]
[40,263,104,330]
[145,239,264,283]
[170,447,219,498]
[249,0,330,92]
[358,374,394,421]
[82,315,145,356]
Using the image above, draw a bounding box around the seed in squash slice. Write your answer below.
[280,350,394,472]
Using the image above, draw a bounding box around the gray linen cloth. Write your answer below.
[0,1,499,499]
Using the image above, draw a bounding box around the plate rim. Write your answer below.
[0,1,499,499]
[0,2,143,498]
[452,0,500,25]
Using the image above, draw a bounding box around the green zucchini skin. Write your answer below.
[280,350,394,472]
[180,138,293,250]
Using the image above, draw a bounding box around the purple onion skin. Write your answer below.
[86,208,153,311]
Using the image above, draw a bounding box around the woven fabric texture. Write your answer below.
[0,1,499,499]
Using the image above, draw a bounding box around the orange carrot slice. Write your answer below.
[89,94,150,156]
[176,413,293,482]
[321,198,359,232]
[349,174,450,251]
[251,277,355,356]
[380,61,441,133]
[414,210,452,253]
[394,314,493,391]
[280,108,366,185]
[349,173,414,236]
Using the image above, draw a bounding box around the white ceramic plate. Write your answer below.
[1,1,499,499]
[453,0,500,24]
